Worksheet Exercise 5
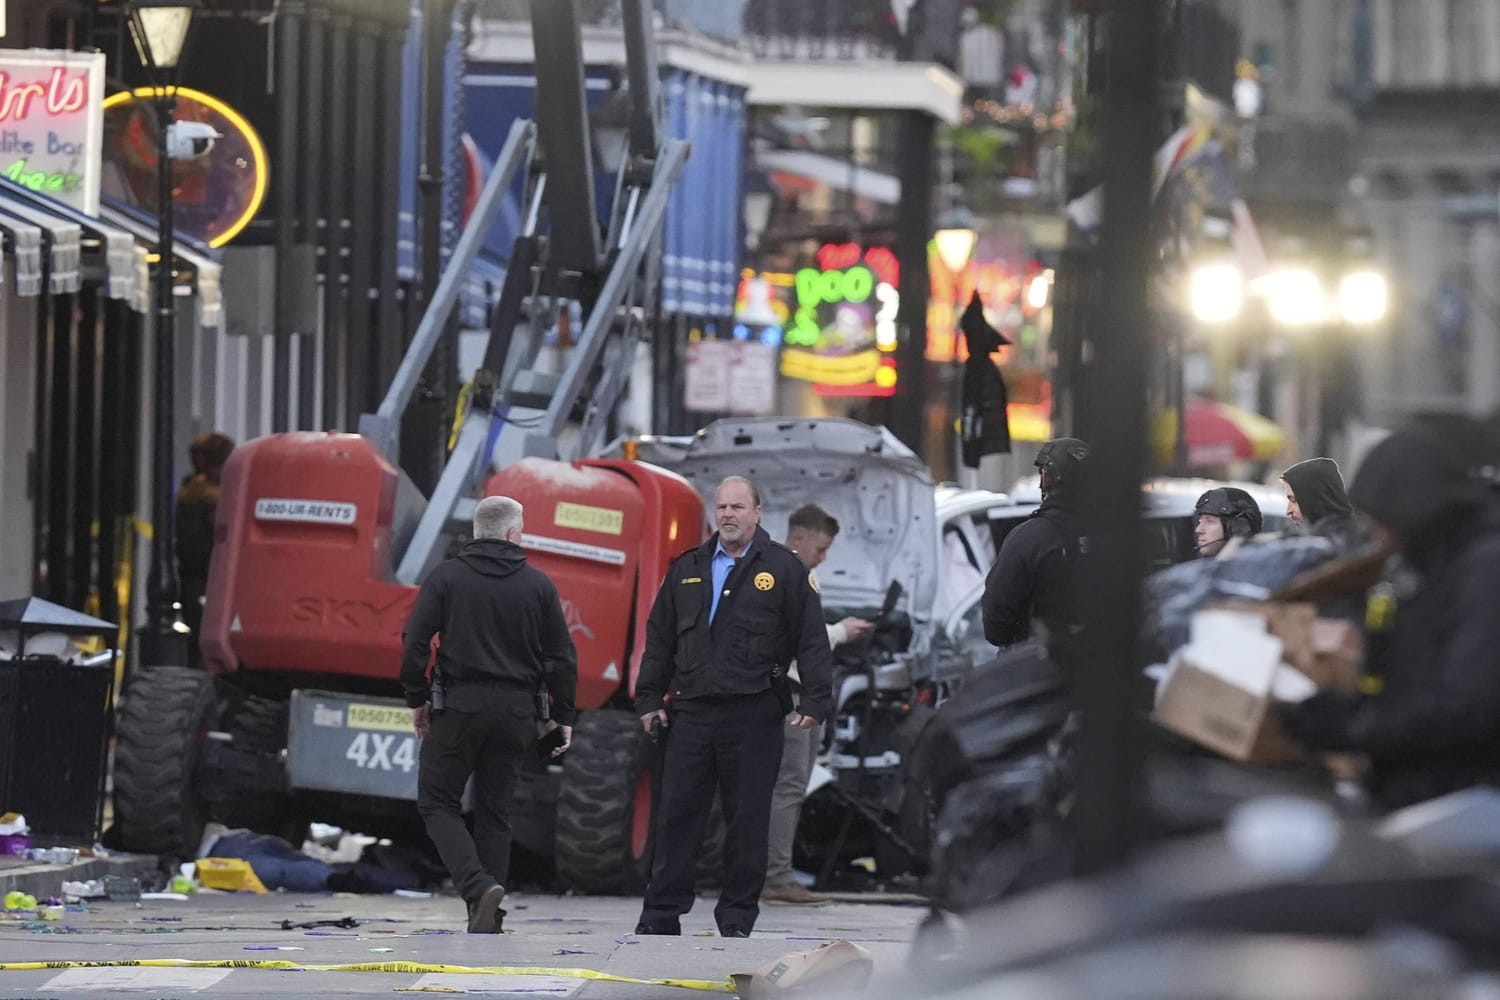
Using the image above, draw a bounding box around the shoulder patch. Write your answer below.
[808,571,819,593]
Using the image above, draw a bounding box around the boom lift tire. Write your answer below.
[555,710,655,894]
[210,694,294,835]
[112,666,218,858]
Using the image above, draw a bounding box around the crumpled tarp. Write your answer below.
[1144,535,1339,657]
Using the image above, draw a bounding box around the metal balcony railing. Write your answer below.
[475,0,964,65]
[745,0,963,65]
[474,0,745,45]
[742,0,902,62]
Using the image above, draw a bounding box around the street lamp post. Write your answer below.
[127,0,199,667]
[933,205,978,279]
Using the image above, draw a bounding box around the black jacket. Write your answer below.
[635,525,833,723]
[399,538,578,724]
[1279,427,1500,809]
[175,473,220,582]
[982,504,1085,648]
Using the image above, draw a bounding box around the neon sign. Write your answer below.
[102,87,268,248]
[0,50,104,214]
[0,67,89,121]
[778,243,901,395]
[926,243,1049,363]
[3,159,84,194]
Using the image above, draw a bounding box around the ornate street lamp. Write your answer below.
[127,0,200,666]
[933,205,979,276]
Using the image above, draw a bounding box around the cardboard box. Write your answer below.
[1208,601,1316,675]
[1209,601,1363,691]
[730,940,873,998]
[1152,609,1309,766]
[1154,654,1305,765]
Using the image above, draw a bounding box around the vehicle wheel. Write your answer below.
[555,710,655,894]
[112,666,218,858]
[211,695,294,835]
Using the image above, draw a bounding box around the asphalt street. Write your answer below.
[0,887,926,998]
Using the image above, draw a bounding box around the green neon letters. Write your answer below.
[789,263,876,347]
[2,157,82,193]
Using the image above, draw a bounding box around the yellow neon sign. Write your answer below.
[101,85,268,248]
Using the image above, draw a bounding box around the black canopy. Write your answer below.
[0,597,116,641]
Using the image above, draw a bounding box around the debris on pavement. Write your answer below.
[730,939,873,998]
[279,916,360,930]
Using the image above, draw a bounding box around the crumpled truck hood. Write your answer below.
[628,418,939,619]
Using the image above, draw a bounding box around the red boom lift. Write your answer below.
[109,0,706,893]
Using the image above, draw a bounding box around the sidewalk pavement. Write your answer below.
[0,850,160,900]
[0,886,928,998]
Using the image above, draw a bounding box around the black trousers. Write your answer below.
[416,689,533,906]
[638,689,785,934]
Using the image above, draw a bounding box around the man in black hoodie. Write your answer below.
[1278,423,1500,810]
[1281,457,1363,553]
[983,437,1090,648]
[400,495,577,933]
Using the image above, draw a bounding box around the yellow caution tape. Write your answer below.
[0,958,733,992]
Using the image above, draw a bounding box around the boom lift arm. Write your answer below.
[354,0,687,585]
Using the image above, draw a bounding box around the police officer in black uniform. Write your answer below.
[634,476,833,938]
[1192,486,1263,558]
[983,437,1090,648]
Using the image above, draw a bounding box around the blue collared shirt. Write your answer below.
[709,539,751,622]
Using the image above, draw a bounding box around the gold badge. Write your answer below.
[754,572,775,591]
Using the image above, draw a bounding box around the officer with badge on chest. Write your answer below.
[633,476,834,938]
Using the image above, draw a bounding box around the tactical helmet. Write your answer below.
[1194,486,1263,539]
[1035,437,1090,496]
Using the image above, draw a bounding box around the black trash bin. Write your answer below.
[0,597,118,844]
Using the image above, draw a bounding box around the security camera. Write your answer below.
[165,121,222,160]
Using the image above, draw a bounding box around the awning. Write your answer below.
[757,148,901,205]
[0,177,138,303]
[0,179,223,326]
[662,69,745,317]
[99,198,224,328]
[0,190,81,294]
[0,210,43,295]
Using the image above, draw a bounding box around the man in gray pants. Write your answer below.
[762,504,871,904]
